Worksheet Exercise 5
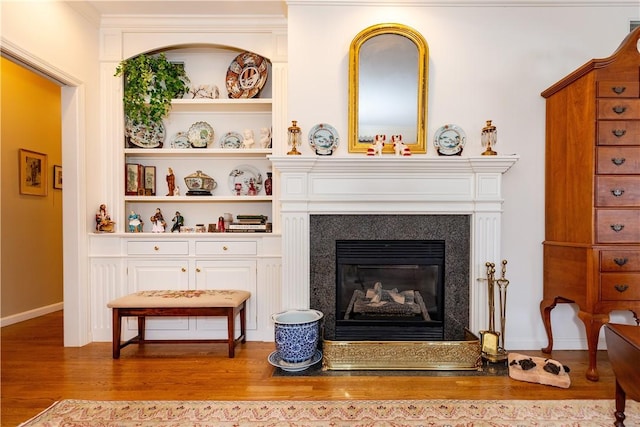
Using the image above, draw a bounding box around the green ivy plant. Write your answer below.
[114,53,190,126]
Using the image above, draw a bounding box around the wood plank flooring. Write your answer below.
[1,311,617,426]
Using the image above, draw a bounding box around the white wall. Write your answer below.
[286,1,639,350]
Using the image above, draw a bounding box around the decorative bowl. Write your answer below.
[184,170,217,195]
[271,309,323,364]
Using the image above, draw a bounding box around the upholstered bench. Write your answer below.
[107,289,251,359]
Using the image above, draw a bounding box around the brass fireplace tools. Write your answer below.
[480,260,510,363]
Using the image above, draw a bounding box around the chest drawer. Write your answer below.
[598,121,640,145]
[597,81,640,98]
[127,241,189,255]
[195,241,257,256]
[601,250,640,272]
[601,273,640,301]
[598,99,640,120]
[596,147,640,174]
[596,176,640,206]
[596,210,640,243]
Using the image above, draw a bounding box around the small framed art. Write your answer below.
[125,163,142,195]
[144,166,156,196]
[53,165,63,189]
[19,149,48,196]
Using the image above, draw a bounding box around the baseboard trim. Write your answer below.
[1,302,63,327]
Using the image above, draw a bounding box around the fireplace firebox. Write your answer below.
[335,240,445,341]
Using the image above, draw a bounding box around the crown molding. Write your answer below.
[287,0,638,6]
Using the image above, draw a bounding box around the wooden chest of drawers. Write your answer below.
[541,27,640,382]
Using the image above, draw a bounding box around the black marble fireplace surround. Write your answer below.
[310,214,471,341]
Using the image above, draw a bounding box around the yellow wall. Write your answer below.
[1,56,63,318]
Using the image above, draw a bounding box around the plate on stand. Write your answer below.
[225,52,269,99]
[219,131,243,149]
[433,124,466,156]
[308,123,339,155]
[268,350,322,372]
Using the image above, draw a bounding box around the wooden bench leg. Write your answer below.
[240,302,247,343]
[138,316,146,343]
[227,307,235,358]
[112,308,122,359]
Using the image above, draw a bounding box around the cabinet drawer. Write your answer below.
[598,99,640,119]
[596,147,640,174]
[195,241,257,256]
[598,121,640,145]
[597,81,640,98]
[596,210,640,243]
[127,241,189,255]
[601,250,640,272]
[601,273,640,301]
[596,176,640,206]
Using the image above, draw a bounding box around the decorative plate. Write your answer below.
[228,164,263,196]
[308,123,339,156]
[187,121,214,148]
[170,132,191,149]
[219,131,243,149]
[268,350,322,372]
[433,124,466,156]
[125,118,165,148]
[225,52,269,99]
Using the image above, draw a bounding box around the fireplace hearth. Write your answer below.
[335,239,445,341]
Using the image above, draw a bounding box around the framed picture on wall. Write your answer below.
[144,166,156,196]
[125,163,142,195]
[19,149,48,196]
[53,165,63,189]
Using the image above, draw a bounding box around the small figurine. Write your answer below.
[95,204,115,232]
[150,208,166,233]
[128,210,143,233]
[166,167,176,196]
[248,178,257,196]
[217,215,226,232]
[259,127,272,148]
[392,135,411,156]
[174,185,181,196]
[367,134,385,156]
[171,211,184,233]
[242,129,255,148]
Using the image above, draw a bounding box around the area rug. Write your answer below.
[19,399,640,426]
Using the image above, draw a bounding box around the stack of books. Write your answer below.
[228,215,271,232]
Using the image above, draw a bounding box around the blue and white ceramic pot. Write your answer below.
[271,309,323,364]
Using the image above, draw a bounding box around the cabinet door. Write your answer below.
[127,259,189,331]
[194,259,257,331]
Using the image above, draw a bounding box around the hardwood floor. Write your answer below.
[1,311,617,426]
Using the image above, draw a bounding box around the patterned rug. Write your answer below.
[19,399,640,426]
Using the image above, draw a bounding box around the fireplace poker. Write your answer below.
[496,260,510,352]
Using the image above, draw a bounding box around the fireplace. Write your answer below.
[335,239,445,341]
[270,156,518,339]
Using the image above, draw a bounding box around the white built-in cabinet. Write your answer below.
[90,21,286,344]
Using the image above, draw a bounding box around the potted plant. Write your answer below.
[115,53,190,126]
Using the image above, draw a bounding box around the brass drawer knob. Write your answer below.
[223,246,229,251]
[196,268,201,273]
[611,157,626,166]
[610,224,625,232]
[610,188,625,197]
[614,284,629,292]
[612,86,627,95]
[614,258,628,267]
[154,246,160,251]
[181,267,187,272]
[612,129,627,137]
[612,105,627,114]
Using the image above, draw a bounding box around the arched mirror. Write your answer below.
[348,23,428,153]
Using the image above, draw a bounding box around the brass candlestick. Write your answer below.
[481,120,498,156]
[287,120,302,155]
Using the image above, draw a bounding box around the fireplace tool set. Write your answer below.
[480,260,510,363]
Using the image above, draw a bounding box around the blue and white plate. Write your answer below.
[433,124,466,156]
[268,349,322,372]
[219,131,243,149]
[308,123,339,156]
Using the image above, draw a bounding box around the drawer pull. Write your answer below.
[612,105,627,114]
[154,246,160,251]
[223,246,229,251]
[610,224,625,232]
[610,188,625,197]
[611,157,626,166]
[612,129,627,137]
[196,268,201,273]
[613,257,629,267]
[181,267,187,272]
[614,284,629,293]
[611,86,627,95]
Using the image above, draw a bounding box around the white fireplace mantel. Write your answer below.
[270,155,519,335]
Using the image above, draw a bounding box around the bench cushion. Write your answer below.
[107,290,251,309]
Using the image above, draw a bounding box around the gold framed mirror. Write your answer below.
[348,23,428,154]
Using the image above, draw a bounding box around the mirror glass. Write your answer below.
[349,24,428,153]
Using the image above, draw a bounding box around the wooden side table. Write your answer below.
[605,323,640,427]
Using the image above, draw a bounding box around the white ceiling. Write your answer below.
[75,1,287,16]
